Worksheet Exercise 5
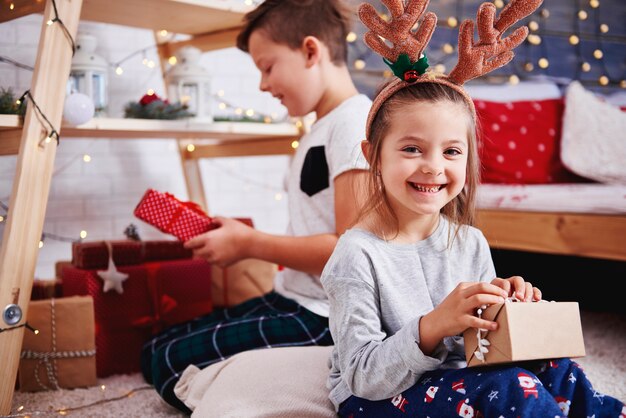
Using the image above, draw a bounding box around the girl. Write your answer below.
[320,1,626,416]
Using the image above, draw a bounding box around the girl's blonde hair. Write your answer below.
[357,81,480,241]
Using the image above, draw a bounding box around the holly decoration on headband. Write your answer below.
[383,53,429,83]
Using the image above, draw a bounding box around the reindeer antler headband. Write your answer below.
[360,0,543,140]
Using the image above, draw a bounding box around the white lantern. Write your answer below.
[67,33,108,116]
[166,46,212,122]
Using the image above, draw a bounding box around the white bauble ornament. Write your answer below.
[63,92,95,125]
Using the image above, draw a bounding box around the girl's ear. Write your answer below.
[301,36,322,68]
[361,140,372,165]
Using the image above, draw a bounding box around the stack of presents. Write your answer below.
[17,189,587,392]
[18,189,276,392]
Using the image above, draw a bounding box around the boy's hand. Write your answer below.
[491,276,542,302]
[183,216,255,267]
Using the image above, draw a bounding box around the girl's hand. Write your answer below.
[491,276,542,302]
[183,216,255,267]
[419,282,508,353]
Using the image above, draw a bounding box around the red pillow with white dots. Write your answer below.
[475,98,590,184]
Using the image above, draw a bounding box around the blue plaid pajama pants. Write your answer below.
[141,291,333,412]
[339,358,625,417]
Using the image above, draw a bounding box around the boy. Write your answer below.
[141,0,372,411]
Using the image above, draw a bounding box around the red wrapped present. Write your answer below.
[133,189,216,241]
[60,259,212,377]
[72,239,192,269]
[30,278,63,300]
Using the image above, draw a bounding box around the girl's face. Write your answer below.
[378,100,470,225]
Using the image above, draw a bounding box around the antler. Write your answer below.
[358,0,437,63]
[448,0,543,85]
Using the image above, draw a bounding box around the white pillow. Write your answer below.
[561,81,626,184]
[174,346,336,418]
[464,79,561,102]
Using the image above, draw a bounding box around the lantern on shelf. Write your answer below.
[166,46,213,122]
[67,33,108,116]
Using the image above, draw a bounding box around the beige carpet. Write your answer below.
[9,310,625,417]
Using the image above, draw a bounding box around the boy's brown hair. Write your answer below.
[236,0,354,65]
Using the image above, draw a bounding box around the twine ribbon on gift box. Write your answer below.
[473,296,551,363]
[19,298,96,391]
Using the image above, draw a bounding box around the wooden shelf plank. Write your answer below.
[2,0,251,36]
[1,116,299,145]
[476,209,626,262]
[0,115,20,130]
[183,137,296,159]
[60,117,300,141]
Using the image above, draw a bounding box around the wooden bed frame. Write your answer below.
[476,209,626,262]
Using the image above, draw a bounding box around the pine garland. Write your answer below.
[124,93,193,120]
[0,87,26,115]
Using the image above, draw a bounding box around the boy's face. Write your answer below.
[248,30,321,117]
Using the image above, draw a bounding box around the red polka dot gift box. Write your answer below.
[134,189,216,241]
[474,98,589,184]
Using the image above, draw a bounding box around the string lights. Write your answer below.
[205,160,287,199]
[349,0,625,89]
[5,385,153,417]
[0,200,84,246]
[16,90,60,146]
[0,322,38,335]
[46,0,77,55]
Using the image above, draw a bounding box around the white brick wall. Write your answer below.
[0,13,291,278]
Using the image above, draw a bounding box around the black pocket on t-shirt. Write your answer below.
[300,146,329,197]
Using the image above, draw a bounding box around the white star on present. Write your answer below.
[97,244,129,294]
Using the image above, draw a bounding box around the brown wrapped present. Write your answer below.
[463,300,586,367]
[30,279,63,300]
[211,259,276,308]
[19,296,97,391]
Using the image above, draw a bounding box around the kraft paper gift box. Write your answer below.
[19,296,97,391]
[463,301,586,367]
[211,259,277,308]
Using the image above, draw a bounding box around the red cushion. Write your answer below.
[475,98,589,184]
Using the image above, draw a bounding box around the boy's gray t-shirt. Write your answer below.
[320,216,496,409]
[274,94,372,317]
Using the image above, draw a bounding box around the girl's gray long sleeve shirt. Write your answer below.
[320,216,496,410]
